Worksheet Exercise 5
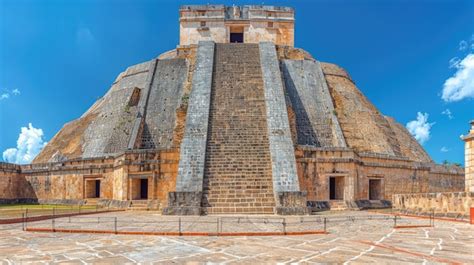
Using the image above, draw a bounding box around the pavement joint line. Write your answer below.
[356,240,463,265]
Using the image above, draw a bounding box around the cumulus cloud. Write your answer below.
[406,112,435,145]
[2,123,47,164]
[12,89,20,95]
[0,93,9,100]
[440,146,449,152]
[441,53,474,102]
[441,108,453,119]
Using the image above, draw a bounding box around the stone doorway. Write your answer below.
[369,179,382,200]
[140,179,148,199]
[329,176,344,200]
[85,179,101,198]
[131,177,149,200]
[230,27,244,43]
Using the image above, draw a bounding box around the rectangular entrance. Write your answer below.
[369,179,382,200]
[329,176,344,200]
[230,26,244,43]
[85,179,100,198]
[94,180,100,198]
[140,179,148,199]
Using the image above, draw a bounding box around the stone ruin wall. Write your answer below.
[0,150,179,208]
[295,147,464,202]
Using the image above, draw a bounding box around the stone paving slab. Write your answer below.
[0,211,472,264]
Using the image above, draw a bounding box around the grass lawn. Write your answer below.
[0,204,97,210]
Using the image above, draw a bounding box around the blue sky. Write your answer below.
[1,0,473,165]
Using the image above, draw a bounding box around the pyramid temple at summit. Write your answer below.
[0,5,465,214]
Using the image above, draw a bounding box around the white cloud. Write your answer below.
[2,123,47,164]
[441,53,474,102]
[440,146,449,152]
[12,89,20,95]
[406,112,435,145]
[441,108,453,119]
[449,57,460,69]
[459,40,468,51]
[0,88,21,102]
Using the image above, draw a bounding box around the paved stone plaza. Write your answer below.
[0,211,472,264]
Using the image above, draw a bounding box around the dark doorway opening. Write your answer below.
[140,179,148,199]
[329,176,344,200]
[369,179,382,200]
[230,33,243,43]
[95,180,101,198]
[329,177,336,200]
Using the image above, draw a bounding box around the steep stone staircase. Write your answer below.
[202,43,276,214]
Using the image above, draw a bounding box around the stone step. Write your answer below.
[205,207,275,215]
[201,43,276,214]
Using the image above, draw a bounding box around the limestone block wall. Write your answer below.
[281,59,346,147]
[295,147,465,202]
[82,61,153,157]
[179,5,294,46]
[320,63,432,163]
[141,58,188,149]
[259,42,300,193]
[175,41,215,192]
[0,163,35,200]
[393,192,473,216]
[463,121,474,192]
[180,21,227,46]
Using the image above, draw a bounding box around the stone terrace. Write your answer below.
[0,211,472,263]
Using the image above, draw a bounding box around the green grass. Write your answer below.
[0,204,97,210]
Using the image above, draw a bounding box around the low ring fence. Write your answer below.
[0,205,121,225]
[23,213,435,236]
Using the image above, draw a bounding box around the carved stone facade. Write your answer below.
[179,5,294,46]
[0,5,466,214]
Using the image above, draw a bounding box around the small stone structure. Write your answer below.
[0,5,466,215]
[463,121,474,193]
[179,5,294,46]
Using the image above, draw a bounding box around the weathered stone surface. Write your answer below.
[282,59,346,147]
[174,41,215,193]
[141,59,187,149]
[393,192,473,216]
[202,43,275,214]
[260,42,300,194]
[162,191,203,215]
[179,5,294,46]
[462,121,474,192]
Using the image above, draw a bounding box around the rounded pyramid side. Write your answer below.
[320,62,432,162]
[33,59,155,163]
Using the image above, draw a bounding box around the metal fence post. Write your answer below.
[114,217,117,234]
[22,213,25,231]
[282,218,286,235]
[323,217,327,232]
[393,215,397,228]
[431,210,435,227]
[25,209,28,230]
[52,218,55,232]
[216,218,220,236]
[178,217,182,236]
